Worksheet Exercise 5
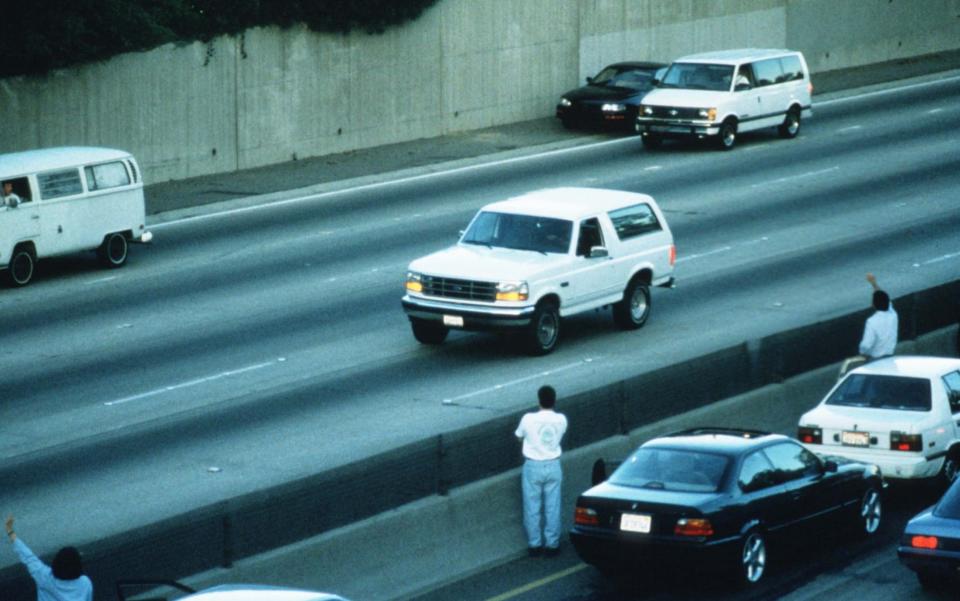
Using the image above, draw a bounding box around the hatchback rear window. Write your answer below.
[609,448,729,493]
[826,374,932,411]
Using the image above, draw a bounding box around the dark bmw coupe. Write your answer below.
[570,428,884,587]
[898,476,960,589]
[556,61,666,130]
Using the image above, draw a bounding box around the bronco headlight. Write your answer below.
[559,97,572,107]
[405,271,423,293]
[496,281,529,302]
[602,103,626,112]
[698,108,717,121]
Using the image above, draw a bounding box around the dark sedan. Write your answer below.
[898,477,960,589]
[570,428,884,587]
[556,61,666,130]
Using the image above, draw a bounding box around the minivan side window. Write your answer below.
[608,204,662,240]
[85,161,131,191]
[752,58,784,87]
[37,168,84,200]
[779,55,804,82]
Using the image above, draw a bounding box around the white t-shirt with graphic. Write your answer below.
[515,409,567,461]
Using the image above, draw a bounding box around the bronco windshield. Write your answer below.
[609,448,728,493]
[461,211,572,254]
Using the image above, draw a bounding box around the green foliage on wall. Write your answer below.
[0,0,440,78]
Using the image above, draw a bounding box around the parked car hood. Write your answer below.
[561,85,642,102]
[408,244,571,281]
[641,88,728,108]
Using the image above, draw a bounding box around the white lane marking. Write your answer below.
[675,246,732,263]
[928,108,945,114]
[441,358,595,406]
[89,276,118,284]
[918,251,960,266]
[837,125,862,133]
[147,74,960,229]
[643,165,663,171]
[751,166,839,188]
[103,360,277,406]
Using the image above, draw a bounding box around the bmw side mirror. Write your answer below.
[824,459,838,473]
[591,458,607,486]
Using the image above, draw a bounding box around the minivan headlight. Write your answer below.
[496,281,529,302]
[405,271,423,293]
[698,108,717,121]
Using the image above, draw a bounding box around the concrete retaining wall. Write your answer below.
[2,280,957,601]
[1,0,957,184]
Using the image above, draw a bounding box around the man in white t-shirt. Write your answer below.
[840,273,899,377]
[515,385,567,557]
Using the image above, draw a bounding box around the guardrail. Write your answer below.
[2,279,958,601]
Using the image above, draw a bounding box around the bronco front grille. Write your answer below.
[422,276,497,301]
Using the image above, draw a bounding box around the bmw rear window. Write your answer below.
[609,448,729,493]
[826,374,931,411]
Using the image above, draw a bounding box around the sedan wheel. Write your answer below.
[941,454,959,484]
[740,531,766,585]
[858,487,882,535]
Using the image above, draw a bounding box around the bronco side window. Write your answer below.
[577,218,604,257]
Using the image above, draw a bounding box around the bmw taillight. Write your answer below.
[575,507,599,526]
[798,426,822,445]
[890,432,922,452]
[674,518,713,537]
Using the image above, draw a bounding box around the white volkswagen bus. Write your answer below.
[0,146,153,286]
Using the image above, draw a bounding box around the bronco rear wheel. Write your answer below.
[613,278,651,330]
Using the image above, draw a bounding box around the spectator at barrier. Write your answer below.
[4,515,93,601]
[840,273,899,377]
[515,385,567,557]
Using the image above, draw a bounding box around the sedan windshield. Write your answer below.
[826,374,932,411]
[658,63,734,91]
[461,211,572,254]
[608,448,728,493]
[591,66,656,91]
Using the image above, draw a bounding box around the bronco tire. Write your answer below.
[613,278,651,330]
[525,300,560,356]
[410,318,449,345]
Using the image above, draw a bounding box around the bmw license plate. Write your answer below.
[443,314,464,327]
[841,431,870,447]
[619,513,651,533]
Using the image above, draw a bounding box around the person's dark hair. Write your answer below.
[872,290,890,312]
[52,546,83,580]
[537,385,556,409]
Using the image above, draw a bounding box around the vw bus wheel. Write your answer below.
[8,248,35,287]
[99,233,129,268]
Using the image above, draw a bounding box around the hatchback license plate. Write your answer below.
[443,314,464,327]
[841,431,870,447]
[620,513,651,533]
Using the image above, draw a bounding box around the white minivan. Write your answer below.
[635,48,813,150]
[0,146,153,286]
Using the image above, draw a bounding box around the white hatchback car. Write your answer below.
[798,356,960,482]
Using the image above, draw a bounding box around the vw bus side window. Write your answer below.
[37,168,83,200]
[85,161,131,191]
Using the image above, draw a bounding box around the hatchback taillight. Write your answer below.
[890,432,922,452]
[911,535,939,549]
[798,426,822,445]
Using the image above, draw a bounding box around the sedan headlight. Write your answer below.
[602,103,626,112]
[698,107,717,121]
[405,271,423,293]
[640,105,654,116]
[495,281,529,302]
[559,97,572,107]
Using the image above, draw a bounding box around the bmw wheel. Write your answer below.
[738,530,766,585]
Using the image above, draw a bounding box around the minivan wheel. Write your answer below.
[7,247,35,287]
[717,120,737,150]
[525,301,560,355]
[98,233,129,268]
[613,279,651,330]
[778,107,801,138]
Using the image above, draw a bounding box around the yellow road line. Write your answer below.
[482,563,589,601]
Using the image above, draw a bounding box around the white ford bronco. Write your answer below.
[401,187,675,355]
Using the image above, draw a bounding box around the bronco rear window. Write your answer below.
[609,448,728,493]
[826,374,932,411]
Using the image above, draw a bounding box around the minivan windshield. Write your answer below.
[658,63,734,91]
[826,374,932,411]
[609,448,728,493]
[461,211,572,254]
